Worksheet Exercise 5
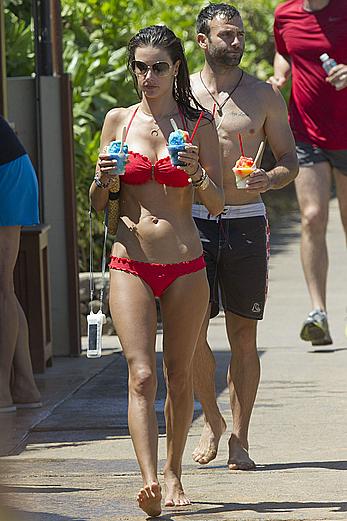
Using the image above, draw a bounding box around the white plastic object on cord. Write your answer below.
[87,310,106,358]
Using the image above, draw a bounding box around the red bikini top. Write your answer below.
[120,107,190,187]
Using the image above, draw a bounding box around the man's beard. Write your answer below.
[208,45,243,68]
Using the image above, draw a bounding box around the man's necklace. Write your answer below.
[199,70,244,117]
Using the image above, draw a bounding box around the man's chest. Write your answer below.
[196,90,265,137]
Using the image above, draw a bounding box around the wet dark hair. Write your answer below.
[127,25,206,121]
[196,3,241,36]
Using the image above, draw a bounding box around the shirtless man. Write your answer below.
[190,3,298,470]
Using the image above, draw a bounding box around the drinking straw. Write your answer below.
[189,111,204,142]
[254,141,265,167]
[212,103,217,118]
[170,118,179,131]
[238,133,244,156]
[119,126,126,153]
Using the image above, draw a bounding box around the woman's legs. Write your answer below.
[109,270,161,516]
[0,227,20,408]
[160,269,209,506]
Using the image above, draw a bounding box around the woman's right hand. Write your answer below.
[94,152,120,189]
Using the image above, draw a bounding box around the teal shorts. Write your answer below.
[0,154,39,226]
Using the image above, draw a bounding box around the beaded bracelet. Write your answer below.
[94,174,110,189]
[191,167,204,186]
[192,168,210,191]
[197,173,210,191]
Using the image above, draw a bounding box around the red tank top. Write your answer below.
[121,107,190,187]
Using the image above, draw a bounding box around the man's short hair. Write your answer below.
[196,3,241,36]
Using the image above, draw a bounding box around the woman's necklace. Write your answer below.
[199,70,244,117]
[139,107,178,137]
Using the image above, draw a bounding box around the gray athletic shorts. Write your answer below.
[296,141,347,174]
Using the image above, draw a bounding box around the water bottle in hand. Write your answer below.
[320,53,337,74]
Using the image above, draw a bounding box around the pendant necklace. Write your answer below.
[200,70,244,117]
[140,107,178,137]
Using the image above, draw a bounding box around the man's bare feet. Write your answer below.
[227,434,256,471]
[164,470,190,507]
[136,482,162,517]
[192,415,227,464]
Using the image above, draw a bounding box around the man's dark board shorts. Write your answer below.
[193,204,269,320]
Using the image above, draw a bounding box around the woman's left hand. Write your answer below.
[177,144,200,177]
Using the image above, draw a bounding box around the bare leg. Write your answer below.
[192,306,226,464]
[0,227,20,408]
[161,269,209,506]
[334,168,347,245]
[225,312,259,471]
[109,270,161,517]
[11,299,41,404]
[295,163,332,311]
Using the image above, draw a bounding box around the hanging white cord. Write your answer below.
[89,200,108,313]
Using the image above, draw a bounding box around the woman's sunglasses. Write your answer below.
[131,60,173,77]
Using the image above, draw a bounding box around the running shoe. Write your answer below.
[300,309,333,345]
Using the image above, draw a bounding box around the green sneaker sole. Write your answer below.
[311,334,333,346]
[300,322,326,342]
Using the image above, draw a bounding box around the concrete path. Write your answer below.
[1,199,347,521]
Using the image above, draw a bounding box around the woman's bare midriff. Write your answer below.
[111,182,203,263]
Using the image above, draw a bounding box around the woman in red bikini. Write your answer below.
[90,25,223,517]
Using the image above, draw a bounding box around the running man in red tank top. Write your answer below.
[270,0,347,345]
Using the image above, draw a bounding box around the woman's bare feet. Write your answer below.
[192,415,226,464]
[227,434,256,471]
[164,470,190,507]
[137,482,162,517]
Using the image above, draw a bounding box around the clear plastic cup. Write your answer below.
[107,141,128,175]
[168,143,187,166]
[233,165,256,189]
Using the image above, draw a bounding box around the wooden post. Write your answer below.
[14,226,53,373]
[0,1,8,117]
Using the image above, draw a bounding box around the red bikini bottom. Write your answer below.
[109,255,206,297]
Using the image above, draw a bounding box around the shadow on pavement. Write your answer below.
[10,510,84,521]
[6,345,266,456]
[5,486,96,494]
[23,350,265,445]
[171,499,347,516]
[258,459,347,471]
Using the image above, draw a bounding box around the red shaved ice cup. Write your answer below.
[233,156,256,189]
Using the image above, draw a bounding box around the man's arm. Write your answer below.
[268,52,291,89]
[264,84,298,189]
[246,83,298,193]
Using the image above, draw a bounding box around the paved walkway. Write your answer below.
[1,199,347,521]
